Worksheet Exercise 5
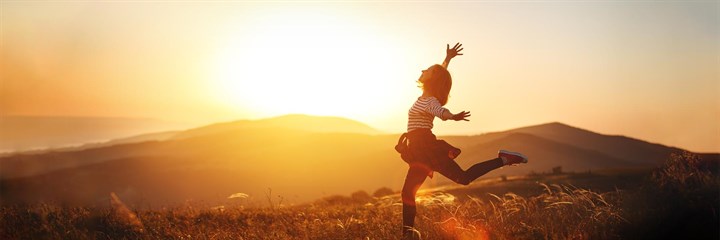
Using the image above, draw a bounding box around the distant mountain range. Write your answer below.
[0,115,191,153]
[1,114,716,207]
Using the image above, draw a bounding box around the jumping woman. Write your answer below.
[397,43,529,239]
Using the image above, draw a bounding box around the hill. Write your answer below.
[1,115,714,207]
[505,122,685,165]
[0,115,379,178]
[452,133,641,178]
[170,114,381,140]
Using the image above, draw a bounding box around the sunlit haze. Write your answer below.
[1,1,718,152]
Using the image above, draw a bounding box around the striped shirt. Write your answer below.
[407,96,449,132]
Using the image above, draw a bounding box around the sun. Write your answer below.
[208,6,407,123]
[210,6,409,122]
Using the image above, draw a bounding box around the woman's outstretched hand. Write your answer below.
[446,43,464,59]
[452,111,471,121]
[442,42,464,68]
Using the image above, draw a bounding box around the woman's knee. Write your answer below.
[442,171,471,185]
[455,176,471,186]
[401,188,416,204]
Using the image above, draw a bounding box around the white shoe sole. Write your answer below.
[499,150,528,163]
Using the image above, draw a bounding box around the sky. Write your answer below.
[1,1,718,152]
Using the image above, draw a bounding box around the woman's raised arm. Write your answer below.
[442,42,464,69]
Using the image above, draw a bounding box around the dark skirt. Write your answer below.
[402,128,461,178]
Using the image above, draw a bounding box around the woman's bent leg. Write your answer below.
[436,158,504,185]
[401,166,428,237]
[465,158,504,182]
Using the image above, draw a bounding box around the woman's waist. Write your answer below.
[407,128,436,141]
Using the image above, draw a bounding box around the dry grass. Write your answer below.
[1,152,717,239]
[1,182,624,240]
[404,184,624,240]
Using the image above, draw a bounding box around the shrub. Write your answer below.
[372,187,395,198]
[621,152,720,239]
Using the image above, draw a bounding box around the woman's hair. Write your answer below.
[418,64,452,106]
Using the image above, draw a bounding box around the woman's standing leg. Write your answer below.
[401,166,428,238]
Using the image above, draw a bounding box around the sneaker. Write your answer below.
[499,150,528,165]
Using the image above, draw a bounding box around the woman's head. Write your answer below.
[418,64,452,105]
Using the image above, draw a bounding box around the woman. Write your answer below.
[398,43,529,239]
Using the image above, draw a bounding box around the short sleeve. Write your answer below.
[425,97,449,120]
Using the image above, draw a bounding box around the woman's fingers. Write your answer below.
[454,43,462,50]
[454,111,471,121]
[446,43,464,57]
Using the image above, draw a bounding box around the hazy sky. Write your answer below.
[1,1,718,152]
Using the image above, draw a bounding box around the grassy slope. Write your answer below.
[0,174,628,240]
[3,153,718,240]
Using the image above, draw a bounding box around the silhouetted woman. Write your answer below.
[396,43,528,239]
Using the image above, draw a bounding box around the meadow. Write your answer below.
[1,152,717,240]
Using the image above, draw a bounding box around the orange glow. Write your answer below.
[210,6,408,122]
[1,2,717,152]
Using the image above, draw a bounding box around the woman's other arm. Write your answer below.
[427,97,471,121]
[441,110,471,121]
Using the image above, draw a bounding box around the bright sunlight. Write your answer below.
[211,6,407,121]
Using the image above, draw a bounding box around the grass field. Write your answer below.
[2,152,718,239]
